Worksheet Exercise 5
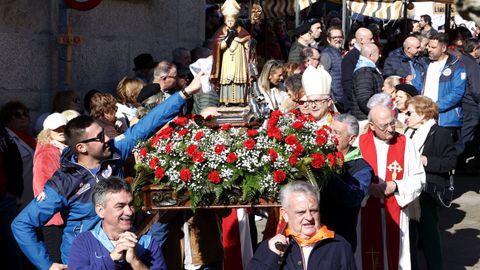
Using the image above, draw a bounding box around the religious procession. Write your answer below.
[1,0,480,269]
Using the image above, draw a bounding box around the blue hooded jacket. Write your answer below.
[412,54,466,127]
[12,92,186,270]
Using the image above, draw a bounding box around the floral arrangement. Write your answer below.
[133,110,344,209]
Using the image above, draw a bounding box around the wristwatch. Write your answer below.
[181,88,192,99]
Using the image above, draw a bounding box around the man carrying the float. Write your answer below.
[357,105,425,270]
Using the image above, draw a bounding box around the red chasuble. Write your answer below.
[359,129,406,270]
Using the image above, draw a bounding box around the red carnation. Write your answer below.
[194,131,204,141]
[214,144,226,155]
[267,148,278,162]
[267,126,282,141]
[150,136,160,148]
[316,136,327,146]
[273,169,287,184]
[327,153,336,167]
[292,121,304,130]
[179,168,191,182]
[292,143,304,155]
[186,144,198,157]
[139,148,147,158]
[288,155,298,166]
[192,152,205,163]
[247,129,259,137]
[227,152,238,163]
[178,129,189,137]
[243,139,256,150]
[155,167,165,180]
[270,110,283,118]
[208,170,221,184]
[165,142,173,154]
[285,134,298,145]
[149,157,159,169]
[174,117,189,126]
[220,123,233,130]
[289,109,300,116]
[158,127,174,139]
[267,115,279,127]
[336,151,345,166]
[311,153,325,169]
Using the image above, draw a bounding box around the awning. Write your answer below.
[262,0,339,18]
[347,0,454,20]
[348,0,403,20]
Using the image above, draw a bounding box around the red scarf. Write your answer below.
[359,129,406,270]
[11,129,36,150]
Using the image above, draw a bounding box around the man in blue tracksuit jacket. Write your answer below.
[412,33,466,154]
[11,75,202,270]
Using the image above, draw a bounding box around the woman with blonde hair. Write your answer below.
[258,59,288,111]
[33,112,69,264]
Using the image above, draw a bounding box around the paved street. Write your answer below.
[439,174,480,270]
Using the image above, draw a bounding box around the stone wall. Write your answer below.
[0,0,204,124]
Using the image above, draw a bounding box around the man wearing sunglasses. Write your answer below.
[357,105,425,270]
[12,72,203,270]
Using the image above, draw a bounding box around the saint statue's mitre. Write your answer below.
[221,0,241,17]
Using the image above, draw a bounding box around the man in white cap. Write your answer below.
[302,65,335,126]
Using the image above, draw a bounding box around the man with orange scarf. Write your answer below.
[247,181,355,269]
[357,105,425,270]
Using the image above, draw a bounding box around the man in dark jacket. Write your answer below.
[383,36,427,91]
[12,74,202,270]
[288,23,312,63]
[342,27,373,112]
[0,125,23,269]
[321,114,373,251]
[247,181,356,270]
[321,26,347,112]
[459,39,480,167]
[352,43,384,120]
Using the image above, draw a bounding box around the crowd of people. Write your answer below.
[1,0,479,269]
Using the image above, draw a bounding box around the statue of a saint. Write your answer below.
[211,0,251,106]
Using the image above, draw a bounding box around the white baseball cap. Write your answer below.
[43,112,68,130]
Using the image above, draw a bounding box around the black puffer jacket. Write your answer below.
[352,65,384,120]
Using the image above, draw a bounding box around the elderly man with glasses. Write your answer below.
[301,65,334,126]
[12,73,203,270]
[356,104,425,270]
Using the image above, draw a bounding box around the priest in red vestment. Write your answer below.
[357,105,425,270]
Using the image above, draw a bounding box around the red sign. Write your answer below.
[64,0,102,11]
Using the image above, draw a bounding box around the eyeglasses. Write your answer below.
[13,110,29,119]
[370,120,396,132]
[78,130,105,144]
[292,99,306,106]
[72,98,80,103]
[305,99,329,107]
[405,110,417,117]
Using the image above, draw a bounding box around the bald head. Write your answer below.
[355,27,374,47]
[361,43,380,63]
[403,36,421,58]
[368,105,392,122]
